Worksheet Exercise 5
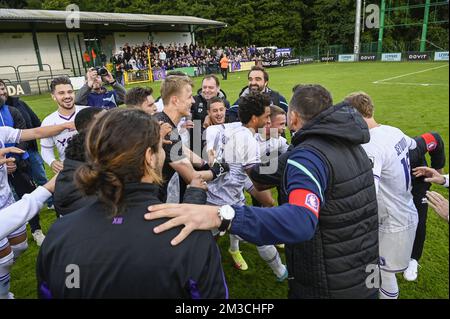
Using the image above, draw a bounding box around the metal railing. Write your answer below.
[17,64,53,82]
[0,65,19,82]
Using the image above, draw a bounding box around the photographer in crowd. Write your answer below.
[75,67,126,109]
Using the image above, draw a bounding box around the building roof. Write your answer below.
[0,8,227,32]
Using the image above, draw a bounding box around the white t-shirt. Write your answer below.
[206,123,260,206]
[362,125,418,232]
[40,105,86,166]
[0,126,21,210]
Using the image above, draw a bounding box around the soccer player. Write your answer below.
[0,121,75,299]
[205,91,287,281]
[153,75,228,202]
[403,132,445,281]
[345,92,418,299]
[125,87,157,115]
[40,77,87,175]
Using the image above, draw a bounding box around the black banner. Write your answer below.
[320,56,336,62]
[407,52,430,61]
[300,57,315,64]
[281,59,300,66]
[6,82,31,96]
[359,54,377,62]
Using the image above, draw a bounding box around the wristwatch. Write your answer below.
[218,205,235,233]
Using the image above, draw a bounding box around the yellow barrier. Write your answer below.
[124,69,153,84]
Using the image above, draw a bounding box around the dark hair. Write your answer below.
[207,96,225,110]
[75,108,161,216]
[0,79,6,87]
[74,107,104,132]
[125,87,154,108]
[248,65,269,82]
[202,74,220,87]
[50,76,73,93]
[238,91,271,124]
[290,84,333,122]
[64,132,87,162]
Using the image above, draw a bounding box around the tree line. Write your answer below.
[2,0,448,54]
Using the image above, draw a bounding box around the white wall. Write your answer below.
[37,33,64,71]
[113,31,192,53]
[151,32,192,47]
[0,33,37,75]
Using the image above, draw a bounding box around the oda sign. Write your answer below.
[407,52,429,61]
[6,82,31,96]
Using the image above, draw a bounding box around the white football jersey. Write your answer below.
[206,123,260,206]
[362,125,418,232]
[0,126,21,210]
[40,105,86,164]
[256,133,289,162]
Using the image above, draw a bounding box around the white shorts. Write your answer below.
[379,224,417,273]
[0,224,27,251]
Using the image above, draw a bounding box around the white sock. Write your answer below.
[0,252,14,299]
[257,245,286,278]
[380,270,399,299]
[229,234,240,252]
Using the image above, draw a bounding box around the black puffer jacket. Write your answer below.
[285,103,379,299]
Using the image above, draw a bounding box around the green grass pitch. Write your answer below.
[9,61,449,299]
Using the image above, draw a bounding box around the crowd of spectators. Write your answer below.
[110,42,291,74]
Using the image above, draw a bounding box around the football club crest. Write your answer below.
[426,141,436,151]
[305,193,319,213]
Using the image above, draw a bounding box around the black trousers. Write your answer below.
[220,68,228,80]
[411,183,431,261]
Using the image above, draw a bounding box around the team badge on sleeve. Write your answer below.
[305,193,320,214]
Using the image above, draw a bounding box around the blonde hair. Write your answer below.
[160,75,193,106]
[345,92,374,118]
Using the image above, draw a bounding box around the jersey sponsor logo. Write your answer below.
[57,136,73,147]
[305,193,319,213]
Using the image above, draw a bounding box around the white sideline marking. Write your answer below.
[373,64,449,84]
[373,82,448,87]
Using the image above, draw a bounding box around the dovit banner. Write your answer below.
[281,59,300,66]
[359,54,377,62]
[407,52,430,61]
[300,57,315,64]
[434,51,449,61]
[320,56,336,62]
[5,82,31,96]
[338,54,356,62]
[381,53,402,62]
